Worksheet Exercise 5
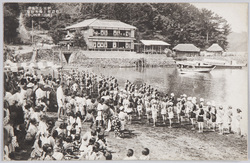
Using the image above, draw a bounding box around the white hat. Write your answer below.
[192,98,197,104]
[120,106,124,111]
[183,94,187,98]
[200,98,204,102]
[27,83,34,88]
[171,93,174,96]
[207,102,211,106]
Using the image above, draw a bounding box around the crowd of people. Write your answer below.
[3,67,243,160]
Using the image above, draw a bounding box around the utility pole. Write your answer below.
[32,19,34,46]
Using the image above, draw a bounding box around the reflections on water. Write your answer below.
[91,66,248,134]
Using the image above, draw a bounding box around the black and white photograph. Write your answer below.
[2,1,248,161]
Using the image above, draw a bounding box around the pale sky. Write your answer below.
[191,3,248,33]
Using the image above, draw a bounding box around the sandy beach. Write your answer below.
[77,114,247,160]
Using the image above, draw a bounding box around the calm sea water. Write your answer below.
[91,67,248,134]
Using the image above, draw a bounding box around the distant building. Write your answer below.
[173,44,200,57]
[65,18,137,51]
[206,43,224,56]
[140,40,170,54]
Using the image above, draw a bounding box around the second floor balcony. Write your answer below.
[93,30,132,37]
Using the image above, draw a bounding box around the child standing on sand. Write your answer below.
[216,106,224,135]
[151,96,158,127]
[234,108,242,136]
[160,98,167,125]
[210,105,217,132]
[197,105,204,133]
[145,97,151,123]
[167,102,174,128]
[176,98,182,123]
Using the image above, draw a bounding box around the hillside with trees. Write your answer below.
[4,3,231,50]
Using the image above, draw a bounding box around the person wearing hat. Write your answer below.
[151,96,158,127]
[96,98,104,128]
[234,108,242,136]
[197,105,205,133]
[225,106,233,134]
[176,98,182,123]
[169,93,175,103]
[167,102,174,128]
[210,104,217,132]
[123,96,133,124]
[118,106,128,132]
[160,98,167,125]
[144,97,152,124]
[56,82,65,120]
[190,102,197,131]
[137,98,143,120]
[185,97,193,121]
[203,101,211,130]
[216,106,224,135]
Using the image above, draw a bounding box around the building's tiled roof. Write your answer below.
[173,44,200,52]
[206,43,224,52]
[66,18,136,30]
[140,40,170,46]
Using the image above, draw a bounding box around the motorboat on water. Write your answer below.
[176,61,216,74]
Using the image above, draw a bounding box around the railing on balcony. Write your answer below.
[93,33,131,37]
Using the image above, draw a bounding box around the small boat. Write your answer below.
[203,59,244,69]
[176,61,216,74]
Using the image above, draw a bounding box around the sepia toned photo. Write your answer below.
[2,2,248,161]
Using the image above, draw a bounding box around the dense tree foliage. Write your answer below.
[4,3,20,44]
[4,3,231,50]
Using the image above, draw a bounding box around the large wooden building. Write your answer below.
[65,18,137,51]
[173,44,200,57]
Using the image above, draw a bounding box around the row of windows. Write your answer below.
[93,29,131,37]
[93,42,131,48]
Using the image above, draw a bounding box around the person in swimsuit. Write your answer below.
[216,106,224,135]
[151,96,158,127]
[144,97,151,124]
[176,98,182,123]
[210,105,217,132]
[197,105,205,133]
[167,102,174,128]
[190,102,197,130]
[160,98,167,125]
[137,99,143,120]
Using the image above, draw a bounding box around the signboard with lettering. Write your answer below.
[26,6,59,17]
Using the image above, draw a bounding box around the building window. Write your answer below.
[108,30,113,36]
[120,30,126,36]
[94,29,101,36]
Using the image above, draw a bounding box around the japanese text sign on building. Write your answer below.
[26,6,60,17]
